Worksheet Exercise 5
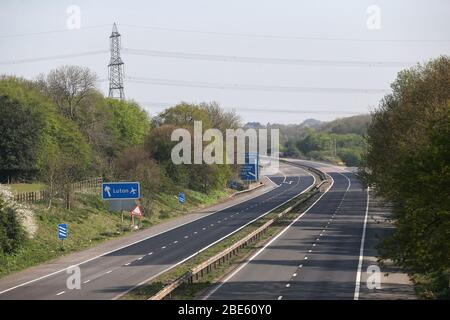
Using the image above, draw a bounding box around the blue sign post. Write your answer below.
[58,223,67,249]
[178,192,185,204]
[102,182,140,200]
[58,223,67,240]
[240,153,259,181]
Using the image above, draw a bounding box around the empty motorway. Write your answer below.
[205,159,369,300]
[0,162,315,300]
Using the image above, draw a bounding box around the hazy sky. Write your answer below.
[1,0,449,124]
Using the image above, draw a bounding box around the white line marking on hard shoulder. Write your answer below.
[278,296,283,300]
[354,187,370,301]
[299,264,303,268]
[56,291,65,296]
[125,262,130,266]
[106,270,112,274]
[83,280,90,284]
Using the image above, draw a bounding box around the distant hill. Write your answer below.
[300,118,322,129]
[243,115,370,145]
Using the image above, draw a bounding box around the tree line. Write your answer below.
[0,65,240,212]
[360,56,449,298]
[275,116,370,167]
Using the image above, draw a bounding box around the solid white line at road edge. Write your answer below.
[203,172,333,300]
[354,186,370,300]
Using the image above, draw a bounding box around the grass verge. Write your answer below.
[0,187,233,278]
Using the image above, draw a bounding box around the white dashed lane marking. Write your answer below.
[56,291,65,296]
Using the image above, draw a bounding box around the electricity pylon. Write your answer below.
[108,23,125,100]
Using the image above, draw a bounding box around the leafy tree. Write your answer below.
[0,198,26,254]
[362,56,450,298]
[0,77,92,183]
[157,102,211,129]
[0,96,43,181]
[114,146,161,213]
[106,98,150,149]
[337,148,361,167]
[200,101,241,131]
[44,65,98,119]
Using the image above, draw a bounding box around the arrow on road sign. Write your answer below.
[104,185,111,197]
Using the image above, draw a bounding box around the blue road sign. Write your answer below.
[240,153,259,181]
[58,223,67,240]
[178,192,185,204]
[102,182,140,200]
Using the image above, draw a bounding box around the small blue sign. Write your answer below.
[58,223,67,240]
[102,182,140,200]
[240,153,259,181]
[178,192,185,204]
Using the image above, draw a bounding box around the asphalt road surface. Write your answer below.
[0,162,315,300]
[206,159,369,300]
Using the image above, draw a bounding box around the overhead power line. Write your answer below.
[121,24,450,43]
[126,76,388,94]
[0,50,108,65]
[0,48,409,68]
[0,25,111,39]
[123,48,409,67]
[139,101,364,115]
